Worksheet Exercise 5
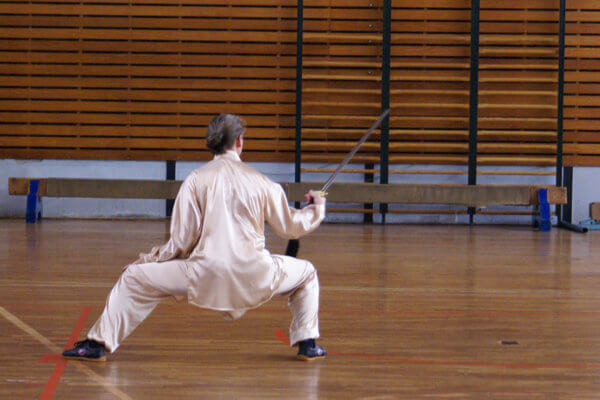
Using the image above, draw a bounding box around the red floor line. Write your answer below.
[260,308,600,317]
[38,306,91,400]
[65,306,92,349]
[4,303,600,318]
[275,329,290,345]
[273,329,600,369]
[38,361,66,400]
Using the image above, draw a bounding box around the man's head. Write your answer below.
[206,114,246,155]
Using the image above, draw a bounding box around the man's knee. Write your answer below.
[301,259,317,279]
[122,264,140,280]
[302,261,319,289]
[120,264,146,292]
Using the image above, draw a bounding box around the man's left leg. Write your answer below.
[63,260,189,361]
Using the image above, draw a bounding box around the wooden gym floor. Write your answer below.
[1,219,599,399]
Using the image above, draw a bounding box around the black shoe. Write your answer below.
[296,339,327,362]
[62,339,106,362]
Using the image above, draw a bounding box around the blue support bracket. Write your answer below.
[26,180,43,223]
[533,188,551,231]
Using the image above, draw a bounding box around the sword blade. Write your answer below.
[321,109,389,193]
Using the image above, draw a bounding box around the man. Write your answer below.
[63,113,327,362]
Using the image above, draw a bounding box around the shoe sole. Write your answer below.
[63,355,106,362]
[296,354,326,362]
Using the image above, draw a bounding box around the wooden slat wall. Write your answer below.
[0,0,599,167]
[478,0,558,167]
[0,0,298,161]
[389,0,470,166]
[382,0,559,168]
[300,0,382,164]
[564,0,600,166]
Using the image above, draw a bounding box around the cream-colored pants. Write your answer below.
[87,256,320,352]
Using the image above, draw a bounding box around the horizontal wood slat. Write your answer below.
[8,178,566,211]
[302,168,554,176]
[283,182,567,206]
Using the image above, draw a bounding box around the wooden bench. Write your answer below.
[9,177,566,228]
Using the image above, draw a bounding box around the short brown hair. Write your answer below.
[206,114,246,154]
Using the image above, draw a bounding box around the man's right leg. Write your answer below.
[64,260,189,360]
[272,255,326,361]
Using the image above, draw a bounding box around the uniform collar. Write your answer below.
[215,149,241,162]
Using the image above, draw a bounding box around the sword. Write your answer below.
[285,109,390,257]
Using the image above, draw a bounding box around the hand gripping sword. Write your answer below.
[285,109,390,257]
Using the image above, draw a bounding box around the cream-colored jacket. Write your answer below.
[136,150,325,318]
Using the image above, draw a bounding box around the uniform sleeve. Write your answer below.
[265,182,325,240]
[137,175,203,263]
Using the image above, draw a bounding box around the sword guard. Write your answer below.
[312,190,328,198]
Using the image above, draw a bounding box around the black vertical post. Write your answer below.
[467,0,480,225]
[563,166,573,223]
[166,160,176,217]
[364,163,374,223]
[380,0,391,223]
[295,0,303,186]
[556,0,566,221]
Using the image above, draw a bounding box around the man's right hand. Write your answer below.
[305,190,326,206]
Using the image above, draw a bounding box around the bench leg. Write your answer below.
[533,188,551,232]
[26,180,43,223]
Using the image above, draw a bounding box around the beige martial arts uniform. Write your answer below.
[87,150,325,352]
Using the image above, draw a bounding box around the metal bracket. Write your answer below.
[26,180,43,223]
[533,188,551,231]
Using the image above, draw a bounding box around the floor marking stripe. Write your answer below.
[0,306,133,400]
[0,281,113,288]
[39,306,91,400]
[273,329,600,369]
[259,307,600,317]
[321,285,597,296]
[3,279,600,296]
[39,357,66,400]
[0,306,59,351]
[66,306,91,349]
[4,302,600,318]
